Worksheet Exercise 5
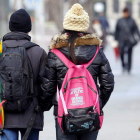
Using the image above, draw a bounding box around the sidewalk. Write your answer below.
[98,43,140,140]
[39,41,140,140]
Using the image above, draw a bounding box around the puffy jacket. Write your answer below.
[2,32,47,130]
[40,33,114,116]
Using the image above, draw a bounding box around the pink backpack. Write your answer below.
[51,47,104,135]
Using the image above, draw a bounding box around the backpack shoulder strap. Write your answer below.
[22,106,40,140]
[51,49,75,68]
[83,46,100,68]
[22,42,39,49]
[22,42,38,96]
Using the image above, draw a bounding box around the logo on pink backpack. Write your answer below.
[51,47,104,135]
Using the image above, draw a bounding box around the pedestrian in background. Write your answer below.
[115,7,140,74]
[91,19,106,50]
[99,12,110,34]
[0,9,47,140]
[40,3,114,140]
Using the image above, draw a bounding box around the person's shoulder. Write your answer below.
[98,48,108,62]
[30,42,46,52]
[118,18,123,22]
[129,17,135,22]
[48,49,58,59]
[26,42,47,58]
[33,45,45,52]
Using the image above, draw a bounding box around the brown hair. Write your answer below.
[61,29,90,64]
[123,7,129,13]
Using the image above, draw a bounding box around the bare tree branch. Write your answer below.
[46,0,63,31]
[45,0,95,31]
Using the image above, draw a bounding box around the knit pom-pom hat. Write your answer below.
[63,3,90,32]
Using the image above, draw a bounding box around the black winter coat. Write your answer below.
[40,33,115,116]
[115,16,140,49]
[2,32,47,130]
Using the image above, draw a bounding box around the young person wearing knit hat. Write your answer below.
[41,3,114,140]
[0,9,48,140]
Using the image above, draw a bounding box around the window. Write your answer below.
[113,0,119,13]
[139,3,140,18]
[126,1,132,15]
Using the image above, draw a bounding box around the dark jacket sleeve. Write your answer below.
[115,20,120,41]
[133,20,140,39]
[98,49,114,109]
[36,49,49,109]
[37,50,47,83]
[39,52,57,111]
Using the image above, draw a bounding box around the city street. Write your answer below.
[0,1,140,140]
[39,40,140,140]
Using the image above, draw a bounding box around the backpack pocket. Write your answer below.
[0,70,30,112]
[61,107,100,135]
[62,114,95,135]
[0,48,33,112]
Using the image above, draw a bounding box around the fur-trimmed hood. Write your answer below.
[50,33,102,49]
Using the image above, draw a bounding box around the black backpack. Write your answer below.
[0,42,37,112]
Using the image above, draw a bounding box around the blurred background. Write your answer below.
[0,0,140,140]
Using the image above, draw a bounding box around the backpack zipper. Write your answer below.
[66,114,92,121]
[64,76,97,94]
[20,72,23,98]
[3,84,6,99]
[87,85,97,94]
[1,53,22,60]
[64,76,87,89]
[18,72,23,111]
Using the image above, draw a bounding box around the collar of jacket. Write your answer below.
[3,32,31,41]
[50,33,102,49]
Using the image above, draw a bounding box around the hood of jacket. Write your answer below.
[3,32,31,42]
[50,33,102,49]
[2,32,32,48]
[50,33,102,64]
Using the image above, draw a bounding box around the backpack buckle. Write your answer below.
[0,129,3,135]
[35,106,40,113]
[68,111,74,117]
[2,54,5,58]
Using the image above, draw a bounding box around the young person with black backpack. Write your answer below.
[0,9,48,140]
[40,3,114,140]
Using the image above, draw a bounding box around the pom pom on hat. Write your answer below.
[63,3,90,32]
[71,3,83,16]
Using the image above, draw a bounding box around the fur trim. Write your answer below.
[50,33,102,49]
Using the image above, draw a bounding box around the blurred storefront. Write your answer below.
[0,0,9,39]
[106,0,140,29]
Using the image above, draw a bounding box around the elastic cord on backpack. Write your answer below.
[0,40,3,56]
[0,80,6,136]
